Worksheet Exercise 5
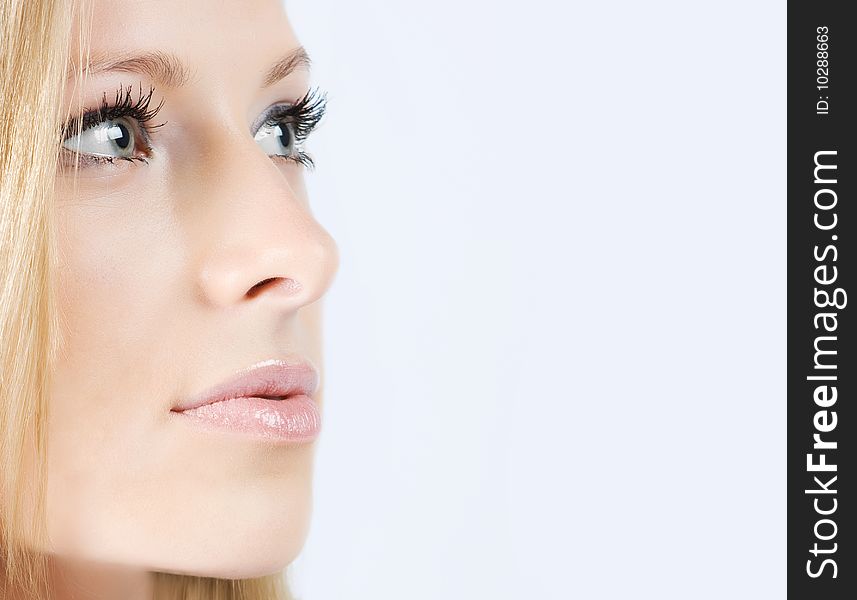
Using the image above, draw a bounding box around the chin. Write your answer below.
[154,538,308,580]
[151,487,314,579]
[41,477,314,582]
[126,526,310,580]
[205,521,309,579]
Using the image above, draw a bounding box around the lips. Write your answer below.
[172,358,320,413]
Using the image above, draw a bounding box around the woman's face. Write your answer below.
[40,0,338,578]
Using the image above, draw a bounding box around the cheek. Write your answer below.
[54,194,185,359]
[57,211,132,356]
[50,193,184,438]
[50,193,186,460]
[51,190,191,447]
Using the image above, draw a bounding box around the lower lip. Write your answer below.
[171,394,321,443]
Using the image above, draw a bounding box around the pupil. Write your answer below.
[278,124,292,150]
[115,123,131,150]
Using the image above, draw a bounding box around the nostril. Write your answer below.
[246,277,302,298]
[247,277,278,298]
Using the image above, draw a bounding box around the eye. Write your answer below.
[62,117,141,160]
[59,84,164,169]
[250,89,327,170]
[254,120,297,158]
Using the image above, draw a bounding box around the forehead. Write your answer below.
[70,0,300,81]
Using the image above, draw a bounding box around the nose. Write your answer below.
[190,132,339,311]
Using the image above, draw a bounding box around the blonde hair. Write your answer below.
[1,1,294,597]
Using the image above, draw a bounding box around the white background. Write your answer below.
[285,1,786,598]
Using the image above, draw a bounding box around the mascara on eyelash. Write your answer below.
[61,82,166,142]
[261,87,327,137]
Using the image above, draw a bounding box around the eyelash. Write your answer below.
[60,84,327,170]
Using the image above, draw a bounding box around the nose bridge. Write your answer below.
[187,130,339,311]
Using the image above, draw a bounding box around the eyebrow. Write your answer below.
[68,46,311,89]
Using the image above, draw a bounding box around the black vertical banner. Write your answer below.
[788,2,855,598]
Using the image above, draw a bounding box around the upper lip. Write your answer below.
[172,358,320,412]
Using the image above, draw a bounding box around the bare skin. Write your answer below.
[12,1,339,598]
